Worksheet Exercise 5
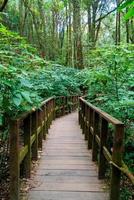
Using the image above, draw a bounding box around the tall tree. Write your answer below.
[116,0,121,45]
[72,0,83,69]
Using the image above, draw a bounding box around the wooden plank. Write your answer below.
[38,164,95,170]
[39,159,92,165]
[27,112,108,200]
[35,169,98,177]
[31,182,106,192]
[32,174,104,183]
[29,191,108,200]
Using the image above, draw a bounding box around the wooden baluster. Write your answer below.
[80,100,83,129]
[10,119,20,200]
[38,109,43,150]
[70,96,72,112]
[78,98,81,126]
[82,102,85,134]
[46,102,49,133]
[50,100,53,126]
[75,96,77,110]
[98,118,108,179]
[41,105,45,140]
[50,100,52,124]
[65,96,67,114]
[50,100,53,124]
[72,96,73,111]
[48,101,50,129]
[73,96,75,110]
[86,106,89,142]
[31,111,38,161]
[62,97,65,115]
[82,101,85,132]
[76,96,79,108]
[43,105,47,139]
[22,115,31,178]
[48,101,50,127]
[60,97,62,116]
[55,97,57,118]
[88,108,93,149]
[53,98,56,120]
[110,124,124,200]
[72,96,74,111]
[84,104,88,140]
[92,112,99,162]
[67,96,70,113]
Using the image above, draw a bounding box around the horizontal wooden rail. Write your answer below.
[79,97,134,200]
[9,95,78,200]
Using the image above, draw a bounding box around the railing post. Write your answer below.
[22,115,31,178]
[78,98,81,125]
[48,101,51,129]
[10,120,19,200]
[65,96,67,114]
[110,124,124,200]
[82,102,84,134]
[62,97,65,115]
[92,112,99,162]
[46,102,49,133]
[53,98,56,120]
[38,109,43,150]
[98,118,108,179]
[84,104,88,140]
[31,111,38,160]
[43,105,46,139]
[50,99,54,122]
[88,108,93,149]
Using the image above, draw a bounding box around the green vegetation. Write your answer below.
[0,0,134,199]
[0,24,81,120]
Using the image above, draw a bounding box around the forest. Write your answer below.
[0,0,134,199]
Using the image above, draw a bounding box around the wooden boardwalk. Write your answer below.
[28,112,108,200]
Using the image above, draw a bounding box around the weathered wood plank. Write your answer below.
[29,191,108,200]
[35,169,98,176]
[31,182,106,192]
[28,112,108,200]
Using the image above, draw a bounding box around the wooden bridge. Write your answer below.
[9,96,134,200]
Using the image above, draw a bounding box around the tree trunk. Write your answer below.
[72,0,83,69]
[116,0,121,45]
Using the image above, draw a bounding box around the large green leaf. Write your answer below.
[13,94,22,106]
[21,91,33,104]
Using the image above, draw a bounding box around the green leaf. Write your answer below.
[119,0,133,10]
[20,78,32,88]
[21,91,33,104]
[125,8,134,19]
[13,94,22,106]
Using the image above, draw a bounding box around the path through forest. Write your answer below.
[28,112,108,200]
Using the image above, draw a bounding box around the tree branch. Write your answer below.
[95,0,125,23]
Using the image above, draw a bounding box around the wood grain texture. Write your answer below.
[28,112,108,200]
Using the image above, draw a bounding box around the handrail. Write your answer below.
[79,97,134,200]
[9,95,79,200]
[80,98,123,125]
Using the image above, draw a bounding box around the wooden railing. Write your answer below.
[55,95,78,117]
[79,97,134,200]
[9,95,78,200]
